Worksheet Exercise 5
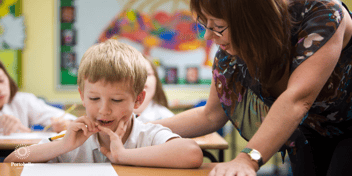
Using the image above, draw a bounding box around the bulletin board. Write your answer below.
[56,0,218,90]
[0,0,24,87]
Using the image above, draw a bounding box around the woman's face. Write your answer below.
[133,61,156,115]
[0,69,11,109]
[200,10,236,55]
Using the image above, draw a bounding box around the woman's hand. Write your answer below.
[0,114,31,135]
[98,120,128,164]
[51,116,71,133]
[62,116,100,151]
[209,153,257,176]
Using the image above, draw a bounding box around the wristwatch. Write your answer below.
[241,148,264,168]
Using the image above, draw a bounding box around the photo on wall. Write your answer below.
[186,66,199,84]
[61,52,76,69]
[164,67,178,84]
[61,29,76,46]
[61,6,75,23]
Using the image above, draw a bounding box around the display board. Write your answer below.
[57,0,218,90]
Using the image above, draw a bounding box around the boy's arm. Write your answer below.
[4,140,69,163]
[120,138,203,168]
[98,126,203,168]
[4,116,99,163]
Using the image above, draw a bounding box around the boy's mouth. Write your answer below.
[97,120,115,126]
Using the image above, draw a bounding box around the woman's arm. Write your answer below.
[153,80,229,138]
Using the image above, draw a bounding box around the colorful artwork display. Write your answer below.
[98,9,214,67]
[58,0,216,87]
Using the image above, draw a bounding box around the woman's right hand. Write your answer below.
[62,116,100,150]
[0,114,31,135]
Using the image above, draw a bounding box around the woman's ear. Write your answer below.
[134,90,146,109]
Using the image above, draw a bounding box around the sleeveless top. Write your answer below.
[212,0,352,157]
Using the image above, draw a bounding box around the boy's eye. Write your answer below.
[112,99,123,102]
[89,97,100,101]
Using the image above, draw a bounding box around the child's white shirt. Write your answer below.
[137,101,174,123]
[40,115,180,163]
[0,92,76,127]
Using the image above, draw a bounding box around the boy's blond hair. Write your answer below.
[77,39,147,96]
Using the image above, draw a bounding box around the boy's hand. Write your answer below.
[62,116,100,151]
[0,114,31,135]
[98,120,128,164]
[51,117,71,133]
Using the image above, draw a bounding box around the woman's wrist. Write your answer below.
[237,152,260,171]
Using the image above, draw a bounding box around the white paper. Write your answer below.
[0,132,57,139]
[21,163,118,176]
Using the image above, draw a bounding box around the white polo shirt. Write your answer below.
[0,92,76,128]
[136,101,174,123]
[40,115,180,163]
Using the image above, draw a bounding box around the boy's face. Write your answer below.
[79,79,145,132]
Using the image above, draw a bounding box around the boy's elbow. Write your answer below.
[182,139,203,168]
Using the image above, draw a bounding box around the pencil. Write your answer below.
[49,133,65,141]
[43,103,77,132]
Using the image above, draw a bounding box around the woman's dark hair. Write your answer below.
[190,0,293,94]
[0,61,18,103]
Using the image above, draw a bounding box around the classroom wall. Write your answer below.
[20,0,210,105]
[344,0,352,8]
[21,0,80,104]
[20,0,352,105]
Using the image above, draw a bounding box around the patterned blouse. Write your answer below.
[212,0,352,157]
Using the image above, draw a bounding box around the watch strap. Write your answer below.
[241,148,264,168]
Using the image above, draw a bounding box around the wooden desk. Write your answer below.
[0,163,217,176]
[192,132,228,162]
[0,132,228,162]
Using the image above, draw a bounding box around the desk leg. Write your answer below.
[219,150,224,162]
[202,149,218,162]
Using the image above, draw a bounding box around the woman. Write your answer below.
[0,61,76,135]
[155,0,352,175]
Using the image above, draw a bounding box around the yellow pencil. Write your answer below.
[48,133,65,141]
[43,103,77,132]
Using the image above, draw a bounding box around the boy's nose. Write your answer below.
[99,103,112,115]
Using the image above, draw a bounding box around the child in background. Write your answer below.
[134,58,174,123]
[0,61,75,135]
[5,39,203,168]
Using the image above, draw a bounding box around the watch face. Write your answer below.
[250,151,261,160]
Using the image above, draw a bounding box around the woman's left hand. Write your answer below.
[209,154,257,176]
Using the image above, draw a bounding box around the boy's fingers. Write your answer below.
[75,123,88,136]
[115,120,127,138]
[97,126,119,140]
[76,116,95,132]
[100,147,112,158]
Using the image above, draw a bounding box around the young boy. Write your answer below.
[5,39,203,168]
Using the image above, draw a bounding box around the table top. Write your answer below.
[0,132,228,150]
[0,162,217,176]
